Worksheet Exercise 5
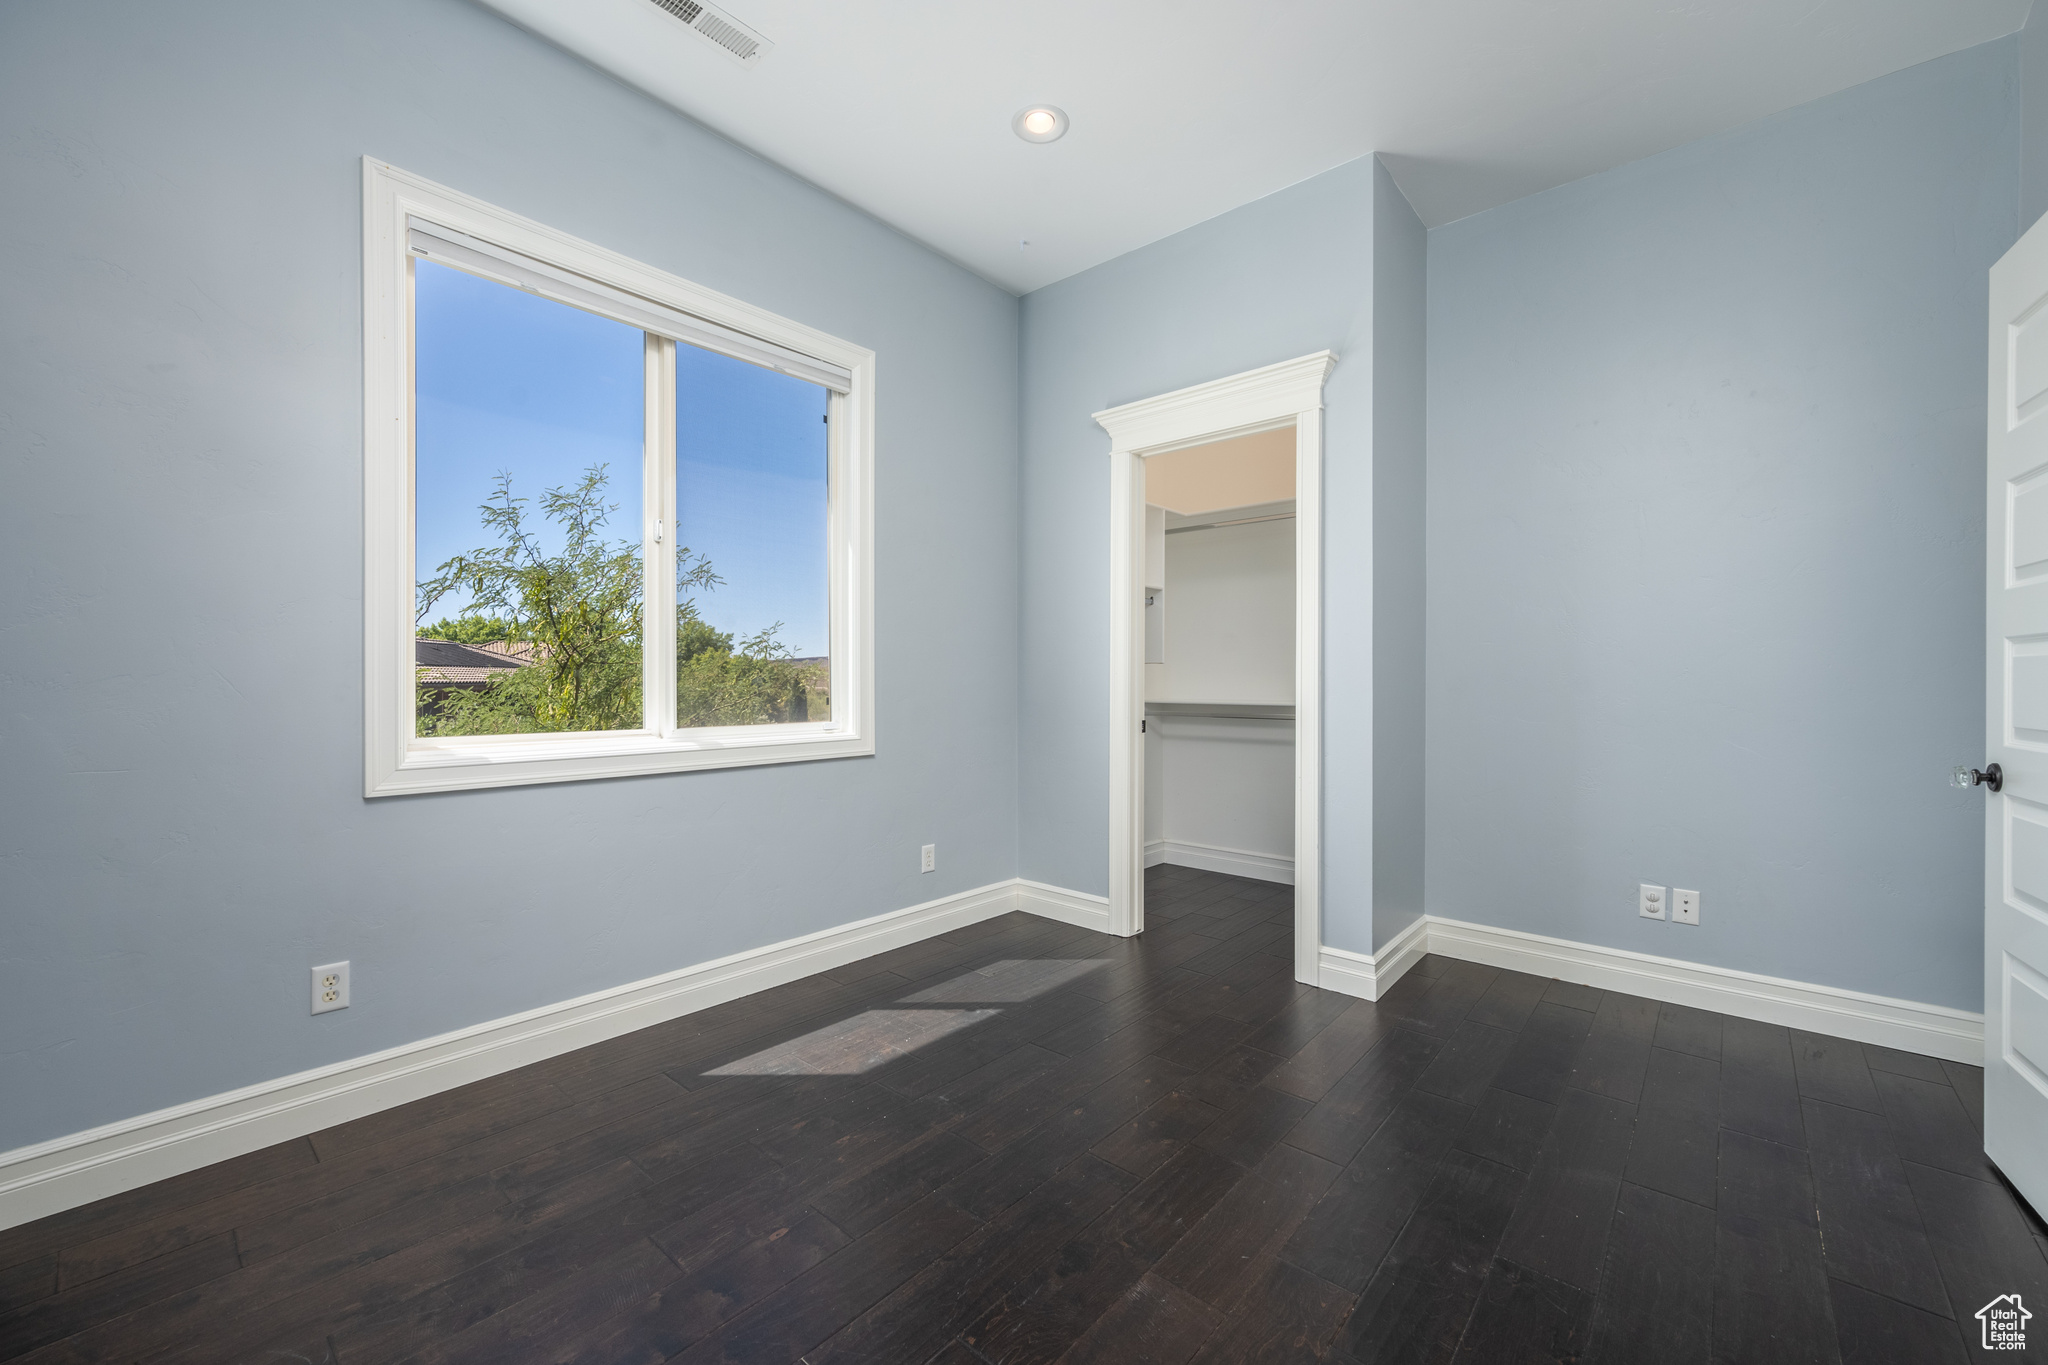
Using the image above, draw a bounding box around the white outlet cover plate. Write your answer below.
[1672,889,1700,925]
[311,961,351,1014]
[1639,884,1667,920]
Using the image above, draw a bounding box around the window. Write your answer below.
[363,160,873,795]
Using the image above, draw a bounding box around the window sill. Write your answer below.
[368,725,872,797]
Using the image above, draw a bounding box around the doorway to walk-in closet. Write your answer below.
[1096,351,1332,981]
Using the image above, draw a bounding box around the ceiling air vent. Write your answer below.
[646,0,772,67]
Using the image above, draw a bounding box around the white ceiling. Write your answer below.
[477,0,2031,294]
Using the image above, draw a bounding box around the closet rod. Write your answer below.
[1145,704,1295,722]
[1163,512,1296,534]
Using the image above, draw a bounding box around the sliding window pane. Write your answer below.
[412,259,646,736]
[675,343,830,726]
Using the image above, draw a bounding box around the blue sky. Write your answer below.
[414,259,830,658]
[676,344,829,658]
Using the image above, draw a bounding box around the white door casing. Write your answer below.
[1096,352,1336,984]
[1985,217,2048,1215]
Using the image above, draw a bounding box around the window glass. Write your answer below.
[412,259,646,736]
[674,343,831,726]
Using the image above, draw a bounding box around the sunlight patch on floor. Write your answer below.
[705,958,1109,1076]
[705,1008,999,1076]
[897,959,1108,1004]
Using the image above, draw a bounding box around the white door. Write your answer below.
[1983,216,2048,1214]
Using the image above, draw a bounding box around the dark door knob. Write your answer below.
[1953,763,2004,792]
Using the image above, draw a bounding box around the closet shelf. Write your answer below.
[1145,701,1294,722]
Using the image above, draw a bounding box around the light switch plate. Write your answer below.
[1672,889,1699,925]
[1639,884,1667,920]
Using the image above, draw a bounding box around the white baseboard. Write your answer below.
[1015,879,1115,935]
[1424,916,1984,1065]
[1144,838,1293,885]
[1316,915,1429,1001]
[0,878,1042,1234]
[1314,911,1982,1062]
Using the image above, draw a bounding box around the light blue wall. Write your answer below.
[2024,2,2048,230]
[0,0,1020,1150]
[1425,39,2018,1012]
[1371,161,1428,946]
[1018,154,1427,957]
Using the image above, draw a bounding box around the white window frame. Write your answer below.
[362,159,875,797]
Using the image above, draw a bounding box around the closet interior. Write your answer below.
[1142,425,1297,885]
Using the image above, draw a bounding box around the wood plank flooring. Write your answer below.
[3,864,2043,1363]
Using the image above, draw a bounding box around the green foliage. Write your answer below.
[678,615,734,663]
[678,624,809,727]
[418,615,517,644]
[415,465,814,736]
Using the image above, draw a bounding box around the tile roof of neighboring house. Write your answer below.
[415,637,537,685]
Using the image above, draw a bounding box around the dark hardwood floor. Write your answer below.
[3,864,2044,1364]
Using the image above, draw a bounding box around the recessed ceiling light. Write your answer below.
[1013,106,1068,144]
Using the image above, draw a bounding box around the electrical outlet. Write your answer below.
[1672,888,1700,925]
[311,961,350,1014]
[1639,884,1667,920]
[921,844,936,874]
